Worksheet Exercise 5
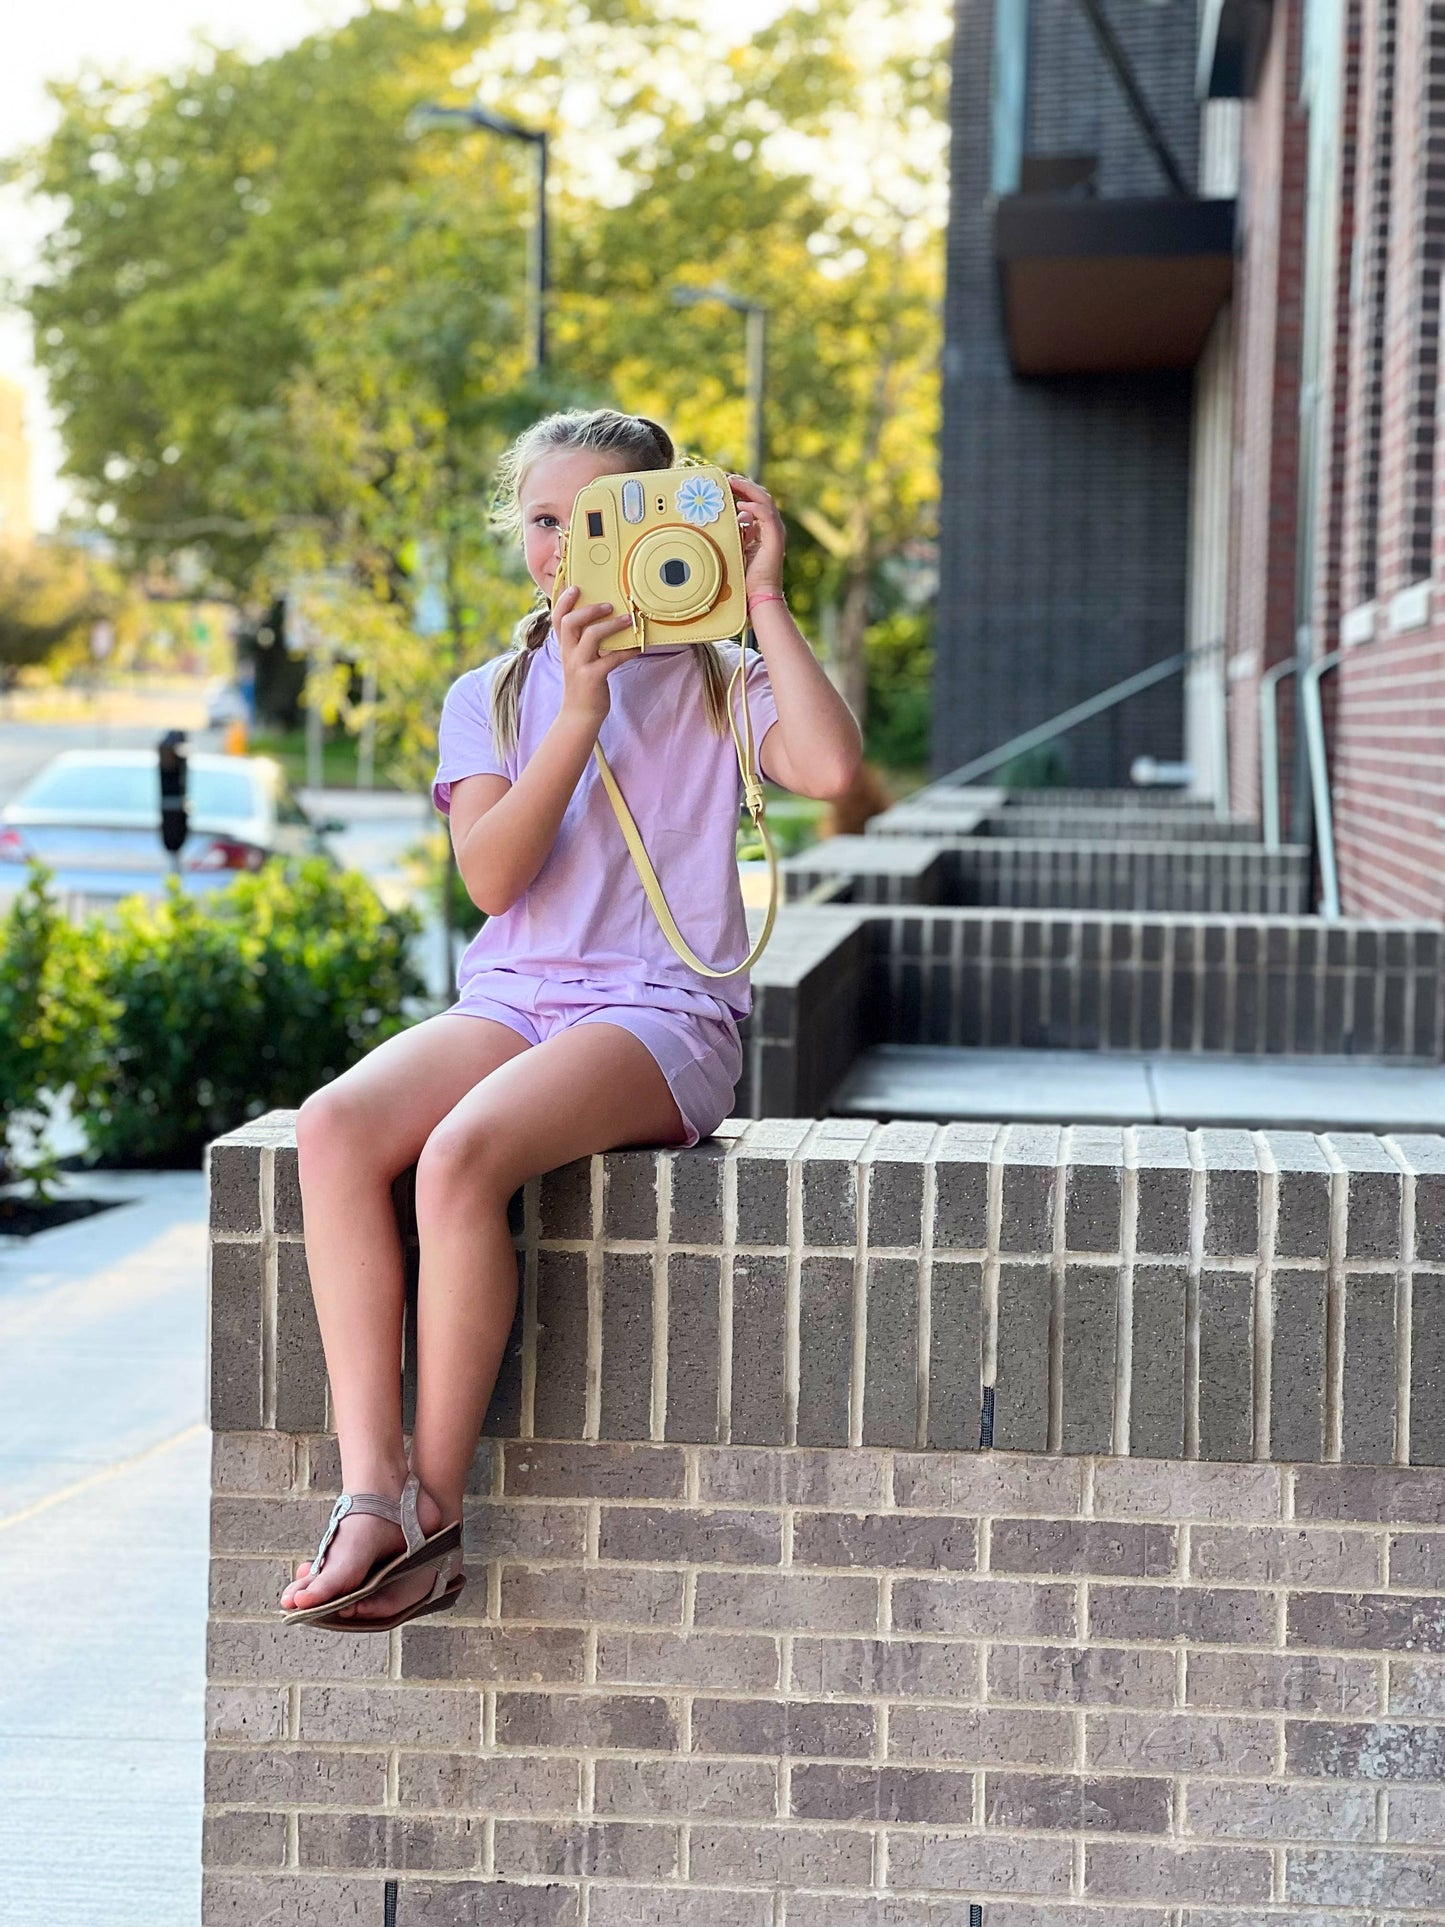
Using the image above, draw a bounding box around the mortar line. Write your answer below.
[1113,1129,1139,1458]
[982,1124,1007,1391]
[651,1155,672,1443]
[585,1155,604,1440]
[917,1130,941,1448]
[719,1140,740,1444]
[1320,1138,1349,1463]
[1184,1130,1206,1461]
[849,1134,878,1450]
[1383,1135,1415,1466]
[1252,1131,1278,1462]
[521,1177,540,1439]
[260,1145,278,1431]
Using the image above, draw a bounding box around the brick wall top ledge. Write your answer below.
[210,1114,1445,1466]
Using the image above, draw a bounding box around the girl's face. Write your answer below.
[519,448,635,600]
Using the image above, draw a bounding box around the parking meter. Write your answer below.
[158,730,189,866]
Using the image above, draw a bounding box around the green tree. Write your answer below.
[12,0,946,748]
[0,541,116,676]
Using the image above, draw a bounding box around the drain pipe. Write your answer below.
[1258,658,1298,850]
[1300,650,1343,918]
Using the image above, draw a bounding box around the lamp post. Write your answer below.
[410,103,549,370]
[672,285,768,483]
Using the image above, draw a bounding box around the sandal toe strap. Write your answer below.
[309,1473,432,1577]
[309,1489,404,1577]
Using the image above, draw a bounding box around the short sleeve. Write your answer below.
[735,644,782,790]
[432,663,512,814]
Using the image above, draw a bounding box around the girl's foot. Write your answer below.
[280,1480,448,1619]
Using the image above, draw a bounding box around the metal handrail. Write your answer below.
[1300,650,1343,919]
[1258,657,1298,851]
[938,639,1225,790]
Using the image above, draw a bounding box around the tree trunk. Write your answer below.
[834,555,872,730]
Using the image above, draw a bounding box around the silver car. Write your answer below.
[0,749,337,905]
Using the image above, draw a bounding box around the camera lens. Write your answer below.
[661,558,691,588]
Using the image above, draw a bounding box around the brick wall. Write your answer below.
[206,1435,1445,1922]
[740,903,1445,1114]
[1327,0,1445,921]
[1226,0,1308,828]
[206,1117,1445,1922]
[1373,3,1445,597]
[1340,0,1397,612]
[867,911,1443,1059]
[783,836,1311,917]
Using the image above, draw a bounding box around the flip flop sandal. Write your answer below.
[307,1547,467,1634]
[281,1472,462,1628]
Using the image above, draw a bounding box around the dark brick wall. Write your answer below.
[935,0,1199,787]
[207,1118,1445,1918]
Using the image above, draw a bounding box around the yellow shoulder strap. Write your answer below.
[591,648,778,979]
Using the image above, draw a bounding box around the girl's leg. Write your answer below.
[342,1023,683,1621]
[281,1013,531,1612]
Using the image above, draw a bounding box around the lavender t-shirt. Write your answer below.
[433,632,780,1020]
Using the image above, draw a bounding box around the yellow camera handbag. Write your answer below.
[553,463,777,979]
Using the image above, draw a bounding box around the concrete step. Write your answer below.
[833,1043,1445,1132]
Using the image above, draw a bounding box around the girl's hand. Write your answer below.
[552,584,639,730]
[728,475,785,596]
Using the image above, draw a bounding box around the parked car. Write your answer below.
[0,749,339,905]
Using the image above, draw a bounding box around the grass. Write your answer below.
[249,728,404,792]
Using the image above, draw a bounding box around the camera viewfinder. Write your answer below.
[587,510,605,538]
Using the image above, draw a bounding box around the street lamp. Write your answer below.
[410,103,549,370]
[672,285,768,484]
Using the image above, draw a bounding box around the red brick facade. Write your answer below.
[1226,0,1309,825]
[1229,0,1445,918]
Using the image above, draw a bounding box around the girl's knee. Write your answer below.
[296,1079,373,1172]
[415,1113,509,1220]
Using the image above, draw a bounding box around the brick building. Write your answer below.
[1217,0,1445,922]
[936,0,1235,787]
[938,0,1445,922]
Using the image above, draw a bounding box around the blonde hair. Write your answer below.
[490,408,730,752]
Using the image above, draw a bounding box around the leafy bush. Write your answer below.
[864,609,933,771]
[77,859,424,1165]
[0,868,116,1193]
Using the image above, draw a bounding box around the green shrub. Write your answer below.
[864,609,933,771]
[0,867,116,1194]
[77,859,424,1165]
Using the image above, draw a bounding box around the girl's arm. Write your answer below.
[448,588,637,916]
[728,476,863,801]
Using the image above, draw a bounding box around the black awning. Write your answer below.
[993,195,1237,377]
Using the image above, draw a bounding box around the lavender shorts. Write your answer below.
[447,971,742,1148]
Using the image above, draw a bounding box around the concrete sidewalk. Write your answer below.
[0,1172,209,1927]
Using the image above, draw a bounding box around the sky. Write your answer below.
[1,0,785,532]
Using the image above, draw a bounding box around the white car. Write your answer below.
[0,749,338,902]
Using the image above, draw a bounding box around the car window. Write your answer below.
[19,762,259,817]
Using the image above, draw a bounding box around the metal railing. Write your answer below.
[1257,657,1298,851]
[937,640,1225,791]
[1300,650,1343,919]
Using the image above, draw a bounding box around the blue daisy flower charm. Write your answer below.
[675,474,728,526]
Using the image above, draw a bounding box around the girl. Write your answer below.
[281,407,862,1630]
